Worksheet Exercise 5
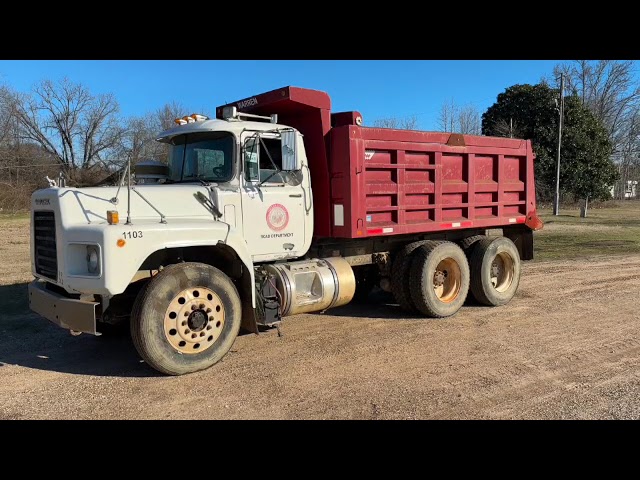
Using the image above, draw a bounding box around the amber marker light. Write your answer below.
[107,210,119,225]
[117,239,126,248]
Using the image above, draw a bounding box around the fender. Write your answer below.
[66,221,256,307]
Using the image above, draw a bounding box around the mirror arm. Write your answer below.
[258,170,280,187]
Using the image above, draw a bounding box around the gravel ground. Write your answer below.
[1,218,640,419]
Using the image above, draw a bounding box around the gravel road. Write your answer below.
[1,218,639,419]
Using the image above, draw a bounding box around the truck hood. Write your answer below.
[31,184,216,226]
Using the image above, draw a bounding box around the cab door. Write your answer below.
[240,131,306,262]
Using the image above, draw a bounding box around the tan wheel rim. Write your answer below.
[433,257,462,303]
[490,252,515,293]
[164,286,225,354]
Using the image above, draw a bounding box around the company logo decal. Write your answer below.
[364,150,375,160]
[266,204,289,231]
[35,199,50,205]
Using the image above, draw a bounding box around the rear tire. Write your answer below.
[460,235,486,254]
[469,237,521,306]
[130,262,242,376]
[409,241,470,318]
[390,240,431,312]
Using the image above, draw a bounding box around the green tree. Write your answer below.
[482,83,617,202]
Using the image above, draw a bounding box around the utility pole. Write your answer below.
[553,73,565,216]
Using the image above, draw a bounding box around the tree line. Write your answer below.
[1,60,638,211]
[0,78,187,211]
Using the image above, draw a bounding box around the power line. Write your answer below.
[0,163,61,169]
[0,163,60,169]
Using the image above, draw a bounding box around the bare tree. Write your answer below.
[614,109,640,198]
[117,101,187,168]
[458,105,481,135]
[13,78,124,173]
[373,115,418,130]
[491,117,521,139]
[438,99,481,134]
[438,98,458,132]
[0,85,25,150]
[553,60,640,157]
[0,85,61,209]
[155,101,186,131]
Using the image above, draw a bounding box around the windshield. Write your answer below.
[168,132,234,182]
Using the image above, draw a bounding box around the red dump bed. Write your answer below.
[217,86,538,240]
[329,127,537,239]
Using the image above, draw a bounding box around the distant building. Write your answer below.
[611,180,638,199]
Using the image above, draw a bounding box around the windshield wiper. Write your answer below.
[166,178,211,185]
[194,191,222,218]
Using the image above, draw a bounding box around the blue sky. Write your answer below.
[0,60,602,130]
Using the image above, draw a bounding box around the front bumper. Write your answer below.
[28,280,100,335]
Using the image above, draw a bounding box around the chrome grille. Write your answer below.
[33,211,58,280]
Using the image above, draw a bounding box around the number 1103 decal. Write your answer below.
[122,231,143,239]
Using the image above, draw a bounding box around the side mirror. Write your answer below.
[281,130,300,171]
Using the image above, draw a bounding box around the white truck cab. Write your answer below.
[28,110,354,375]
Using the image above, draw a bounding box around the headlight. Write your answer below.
[86,245,100,274]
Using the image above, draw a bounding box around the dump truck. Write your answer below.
[28,86,543,375]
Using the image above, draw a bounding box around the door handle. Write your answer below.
[289,193,302,198]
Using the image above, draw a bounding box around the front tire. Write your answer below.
[409,241,470,318]
[469,237,521,306]
[130,262,242,375]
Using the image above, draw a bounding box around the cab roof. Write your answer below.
[156,118,292,143]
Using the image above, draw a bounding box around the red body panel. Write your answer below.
[217,87,537,240]
[328,126,537,238]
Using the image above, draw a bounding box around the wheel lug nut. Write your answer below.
[191,305,196,310]
[206,308,212,313]
[199,304,205,309]
[185,329,190,334]
[181,321,187,326]
[191,333,197,339]
[200,332,205,337]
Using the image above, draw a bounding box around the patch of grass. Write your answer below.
[535,203,640,261]
[540,205,640,227]
[0,212,30,224]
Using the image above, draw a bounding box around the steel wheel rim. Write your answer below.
[164,286,225,354]
[433,257,462,303]
[491,252,515,293]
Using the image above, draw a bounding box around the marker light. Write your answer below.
[183,116,195,124]
[107,210,119,225]
[117,239,126,248]
[190,113,208,122]
[174,118,187,125]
